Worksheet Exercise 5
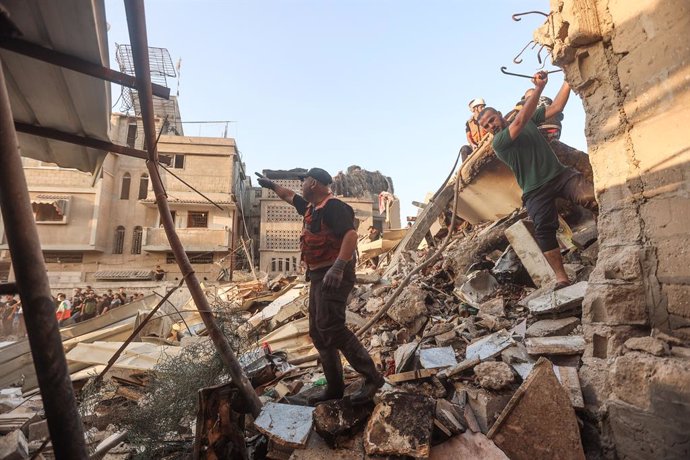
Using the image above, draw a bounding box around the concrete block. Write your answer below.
[527,281,587,317]
[363,393,434,458]
[313,399,374,448]
[578,357,612,411]
[0,430,29,460]
[582,281,649,326]
[526,336,586,356]
[624,336,668,356]
[662,283,690,319]
[458,385,512,434]
[504,220,556,287]
[487,358,585,460]
[526,317,581,338]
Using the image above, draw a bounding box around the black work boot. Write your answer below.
[307,348,345,406]
[340,337,384,405]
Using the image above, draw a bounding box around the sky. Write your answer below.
[104,0,588,222]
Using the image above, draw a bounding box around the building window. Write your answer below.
[126,123,137,148]
[254,189,262,198]
[131,226,143,254]
[43,252,84,264]
[166,252,213,264]
[160,154,185,169]
[32,198,69,223]
[120,173,131,200]
[113,226,125,254]
[138,174,149,200]
[187,211,208,228]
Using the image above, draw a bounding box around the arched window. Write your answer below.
[138,174,149,200]
[131,226,143,254]
[113,226,125,254]
[120,173,131,200]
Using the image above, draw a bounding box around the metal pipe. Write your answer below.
[0,63,88,458]
[123,0,263,417]
[512,11,549,21]
[500,66,563,79]
[0,36,171,99]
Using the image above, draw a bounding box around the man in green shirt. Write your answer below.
[477,71,596,289]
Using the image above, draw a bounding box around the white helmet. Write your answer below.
[469,98,486,109]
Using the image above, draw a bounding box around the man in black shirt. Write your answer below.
[258,168,384,405]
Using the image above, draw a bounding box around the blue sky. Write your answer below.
[105,0,587,222]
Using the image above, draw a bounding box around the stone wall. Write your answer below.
[538,1,690,458]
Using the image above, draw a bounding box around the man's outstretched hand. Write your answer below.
[322,259,347,291]
[257,177,276,190]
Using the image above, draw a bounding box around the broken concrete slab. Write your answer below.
[0,429,29,460]
[312,399,374,448]
[458,384,513,434]
[364,393,435,458]
[501,345,537,380]
[466,329,515,362]
[474,362,515,391]
[387,286,428,326]
[504,219,556,287]
[456,270,500,307]
[554,365,585,410]
[355,272,381,284]
[419,346,457,369]
[437,357,480,379]
[430,431,509,460]
[254,402,315,449]
[435,399,466,435]
[526,336,586,355]
[526,317,580,338]
[624,336,668,356]
[527,281,588,316]
[289,431,364,459]
[393,340,419,373]
[479,297,506,316]
[488,358,585,460]
[435,329,458,347]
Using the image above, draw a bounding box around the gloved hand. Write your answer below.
[257,177,276,190]
[322,258,348,291]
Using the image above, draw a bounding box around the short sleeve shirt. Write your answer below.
[292,195,355,238]
[492,106,566,197]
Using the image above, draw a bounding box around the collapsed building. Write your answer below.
[0,1,689,459]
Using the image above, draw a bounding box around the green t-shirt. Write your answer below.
[492,106,567,197]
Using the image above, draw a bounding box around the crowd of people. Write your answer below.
[0,286,149,339]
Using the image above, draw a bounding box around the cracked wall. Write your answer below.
[538,1,690,458]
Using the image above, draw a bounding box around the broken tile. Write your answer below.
[254,402,315,449]
[554,365,585,410]
[313,399,374,447]
[0,429,29,460]
[456,270,500,306]
[488,358,585,460]
[419,346,457,369]
[527,281,588,316]
[526,317,580,338]
[364,393,434,457]
[430,431,509,460]
[504,219,556,287]
[474,362,515,390]
[465,329,515,361]
[526,336,586,355]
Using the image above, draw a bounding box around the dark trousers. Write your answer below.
[524,168,596,252]
[307,262,356,350]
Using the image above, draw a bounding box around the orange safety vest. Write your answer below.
[299,196,343,268]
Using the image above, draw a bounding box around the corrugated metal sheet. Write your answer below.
[93,270,153,281]
[1,0,111,174]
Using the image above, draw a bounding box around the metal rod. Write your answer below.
[0,63,88,458]
[0,281,18,295]
[123,0,263,418]
[152,290,193,335]
[513,40,535,64]
[500,66,563,79]
[0,36,171,99]
[15,121,148,160]
[512,11,549,21]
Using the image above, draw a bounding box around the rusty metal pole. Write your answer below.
[123,0,262,417]
[0,64,88,457]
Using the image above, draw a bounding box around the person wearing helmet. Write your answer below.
[466,97,489,150]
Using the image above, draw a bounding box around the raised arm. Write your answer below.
[545,80,570,120]
[507,71,548,140]
[257,176,295,205]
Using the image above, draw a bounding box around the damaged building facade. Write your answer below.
[535,0,690,456]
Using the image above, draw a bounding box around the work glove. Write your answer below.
[322,258,348,291]
[257,177,276,190]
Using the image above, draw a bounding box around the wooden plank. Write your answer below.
[525,336,586,356]
[504,219,556,287]
[387,368,438,383]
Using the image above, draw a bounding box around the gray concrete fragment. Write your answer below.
[526,336,586,355]
[527,281,587,316]
[466,329,515,361]
[419,346,457,369]
[456,271,500,307]
[254,402,315,448]
[0,429,29,460]
[526,317,580,338]
[474,362,515,390]
[393,340,419,373]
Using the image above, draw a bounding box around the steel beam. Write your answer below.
[0,63,88,457]
[0,36,171,99]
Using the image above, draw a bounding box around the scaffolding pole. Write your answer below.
[0,62,88,458]
[123,0,263,417]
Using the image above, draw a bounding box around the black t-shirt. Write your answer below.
[292,195,355,237]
